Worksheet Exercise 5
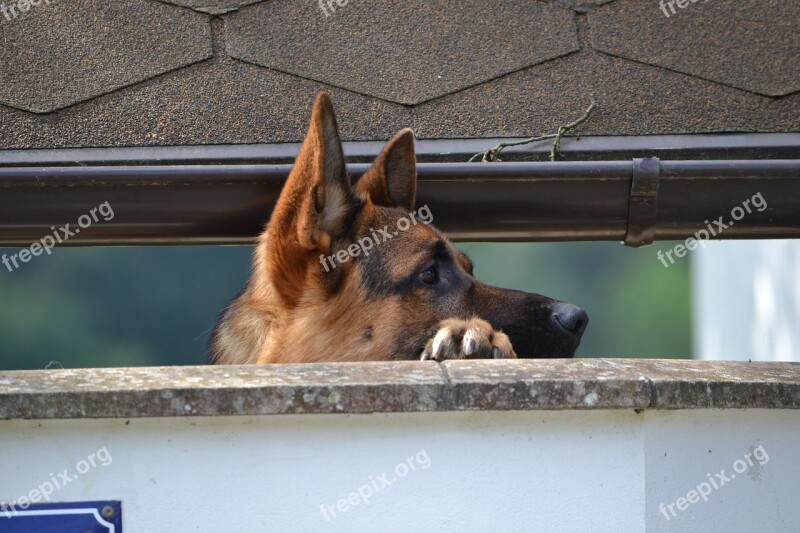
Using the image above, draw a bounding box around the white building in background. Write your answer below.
[693,240,800,361]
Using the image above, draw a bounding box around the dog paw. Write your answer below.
[420,318,517,361]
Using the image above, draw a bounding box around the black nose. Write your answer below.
[551,303,588,338]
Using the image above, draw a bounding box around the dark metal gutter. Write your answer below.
[0,159,798,246]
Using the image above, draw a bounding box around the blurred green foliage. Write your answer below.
[458,242,692,358]
[0,242,691,370]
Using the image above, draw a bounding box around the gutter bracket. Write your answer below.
[624,157,661,247]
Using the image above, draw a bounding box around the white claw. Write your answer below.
[463,328,477,356]
[431,328,450,359]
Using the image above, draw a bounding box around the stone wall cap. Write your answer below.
[0,359,798,419]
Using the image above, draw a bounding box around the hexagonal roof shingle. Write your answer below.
[0,0,795,148]
[226,0,580,105]
[551,0,616,9]
[589,0,800,97]
[412,47,799,138]
[159,0,262,15]
[0,0,212,113]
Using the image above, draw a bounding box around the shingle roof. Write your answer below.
[0,0,796,149]
[226,0,580,105]
[590,0,799,97]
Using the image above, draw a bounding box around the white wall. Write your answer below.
[1,409,798,532]
[693,240,800,361]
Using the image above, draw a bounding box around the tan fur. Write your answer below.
[210,93,587,364]
[211,93,418,364]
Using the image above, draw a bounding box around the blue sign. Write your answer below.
[0,501,121,532]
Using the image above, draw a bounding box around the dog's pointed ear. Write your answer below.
[262,92,357,307]
[355,128,416,212]
[271,92,355,249]
[295,92,354,246]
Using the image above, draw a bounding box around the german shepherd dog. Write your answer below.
[210,93,587,364]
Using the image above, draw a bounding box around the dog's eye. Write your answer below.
[419,266,439,285]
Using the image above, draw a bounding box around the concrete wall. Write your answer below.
[2,409,797,532]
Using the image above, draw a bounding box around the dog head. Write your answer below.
[259,93,587,360]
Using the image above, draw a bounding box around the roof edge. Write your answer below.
[1,133,798,166]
